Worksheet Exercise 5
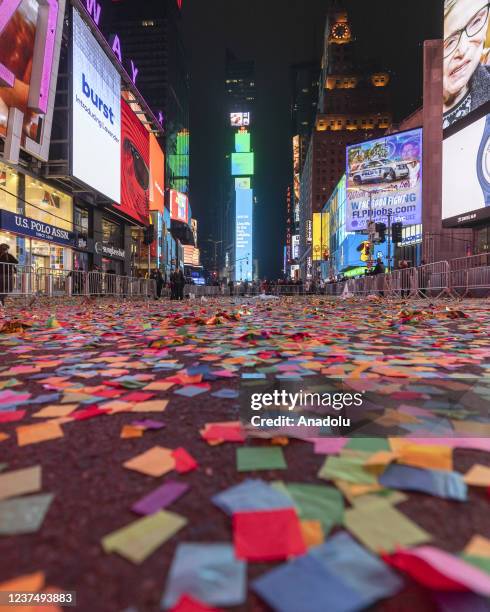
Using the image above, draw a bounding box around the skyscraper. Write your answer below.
[288,61,320,276]
[107,0,190,194]
[221,50,256,281]
[298,4,392,278]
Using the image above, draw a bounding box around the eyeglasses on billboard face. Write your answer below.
[123,138,149,190]
[444,3,490,58]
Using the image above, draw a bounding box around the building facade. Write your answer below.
[221,50,256,281]
[297,5,393,278]
[0,0,193,280]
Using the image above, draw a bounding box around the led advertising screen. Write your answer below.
[339,234,389,272]
[230,112,250,127]
[183,245,200,266]
[235,177,251,190]
[149,134,165,212]
[312,212,330,261]
[232,152,254,176]
[119,98,150,224]
[443,0,490,129]
[0,0,65,161]
[346,128,422,231]
[235,188,253,282]
[72,8,121,203]
[293,135,300,202]
[235,130,250,152]
[169,189,189,224]
[292,234,300,259]
[443,111,490,224]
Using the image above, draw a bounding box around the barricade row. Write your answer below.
[0,265,156,300]
[3,254,490,302]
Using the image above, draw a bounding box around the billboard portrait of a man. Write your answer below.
[443,0,490,128]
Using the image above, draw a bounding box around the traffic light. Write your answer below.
[375,223,386,243]
[143,225,155,245]
[392,222,403,244]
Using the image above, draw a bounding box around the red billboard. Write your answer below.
[149,134,165,213]
[169,189,189,224]
[119,97,150,225]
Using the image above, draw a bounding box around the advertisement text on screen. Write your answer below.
[72,8,121,203]
[346,128,422,231]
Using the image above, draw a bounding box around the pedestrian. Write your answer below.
[228,279,234,296]
[175,267,185,300]
[374,257,385,297]
[398,259,409,298]
[152,269,164,299]
[106,268,116,295]
[170,270,177,300]
[88,264,101,296]
[0,243,18,307]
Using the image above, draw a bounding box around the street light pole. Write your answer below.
[387,210,392,273]
[207,239,222,276]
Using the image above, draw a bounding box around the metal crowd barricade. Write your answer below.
[270,284,304,296]
[0,263,34,299]
[388,267,418,299]
[449,254,490,297]
[416,261,452,299]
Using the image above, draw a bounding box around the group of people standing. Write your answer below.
[150,267,185,300]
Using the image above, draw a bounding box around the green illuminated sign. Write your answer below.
[343,266,367,278]
[232,152,254,176]
[235,130,250,153]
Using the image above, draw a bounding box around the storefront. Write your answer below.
[97,217,126,274]
[0,162,74,269]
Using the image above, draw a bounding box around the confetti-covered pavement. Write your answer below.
[0,297,489,612]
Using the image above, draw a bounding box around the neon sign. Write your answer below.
[83,0,139,85]
[0,0,59,113]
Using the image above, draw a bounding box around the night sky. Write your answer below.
[182,0,443,279]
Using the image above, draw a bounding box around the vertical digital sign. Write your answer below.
[235,188,253,281]
[235,130,250,152]
[312,212,329,261]
[72,8,121,202]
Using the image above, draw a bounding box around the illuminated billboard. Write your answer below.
[72,8,121,202]
[149,134,165,212]
[293,135,300,202]
[340,234,389,272]
[292,234,300,259]
[119,98,150,225]
[312,212,330,261]
[169,189,189,224]
[183,245,200,266]
[235,188,253,282]
[346,128,422,231]
[443,111,490,224]
[443,1,490,129]
[235,177,251,190]
[232,152,254,176]
[235,130,250,152]
[0,0,66,162]
[168,129,189,184]
[230,112,250,127]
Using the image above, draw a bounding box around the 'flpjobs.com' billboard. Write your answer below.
[72,8,121,203]
[346,128,423,231]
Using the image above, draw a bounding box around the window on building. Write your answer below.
[74,206,89,238]
[102,218,123,248]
